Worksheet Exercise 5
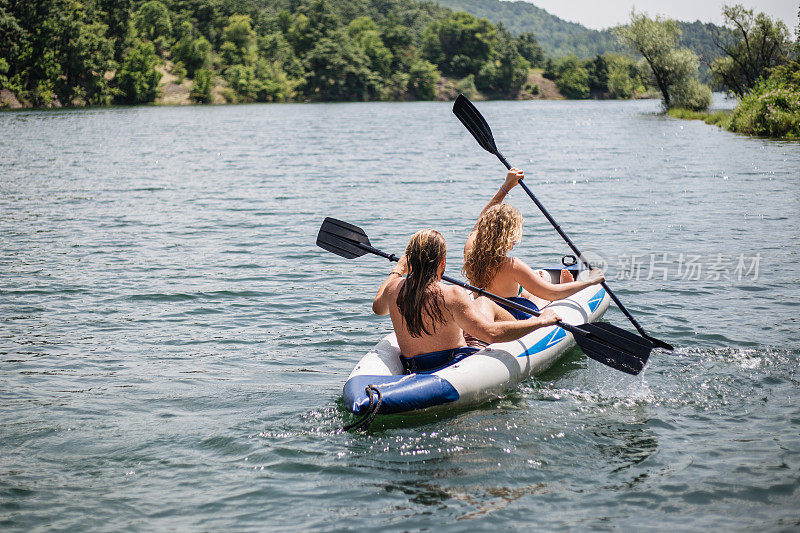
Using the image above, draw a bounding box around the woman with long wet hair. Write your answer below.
[372,229,561,374]
[463,169,605,320]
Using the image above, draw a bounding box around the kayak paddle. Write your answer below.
[452,94,674,352]
[317,217,652,375]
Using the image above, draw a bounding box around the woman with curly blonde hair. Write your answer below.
[463,169,605,320]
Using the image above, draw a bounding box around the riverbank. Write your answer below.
[668,65,800,141]
[0,67,569,109]
[667,108,732,128]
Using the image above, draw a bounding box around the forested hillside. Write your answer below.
[435,0,619,57]
[435,0,729,67]
[0,0,725,109]
[1,0,548,107]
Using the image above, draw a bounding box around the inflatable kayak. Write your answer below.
[343,267,611,418]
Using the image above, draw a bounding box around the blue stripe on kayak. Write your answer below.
[518,326,567,358]
[343,374,459,414]
[587,288,606,313]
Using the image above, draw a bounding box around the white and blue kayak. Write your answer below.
[343,268,611,417]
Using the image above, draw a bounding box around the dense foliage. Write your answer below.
[1,0,762,110]
[0,0,552,106]
[726,60,800,139]
[544,53,647,99]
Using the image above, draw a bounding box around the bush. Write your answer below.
[255,59,299,102]
[556,65,590,99]
[670,78,712,111]
[456,74,478,99]
[172,36,211,76]
[190,68,212,103]
[172,62,186,83]
[407,59,439,100]
[225,64,259,101]
[729,77,800,138]
[548,55,590,99]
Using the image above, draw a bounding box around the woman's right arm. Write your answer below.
[512,258,605,301]
[464,169,526,257]
[473,169,525,228]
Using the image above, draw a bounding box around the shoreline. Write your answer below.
[1,67,664,111]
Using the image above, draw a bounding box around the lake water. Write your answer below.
[1,98,799,531]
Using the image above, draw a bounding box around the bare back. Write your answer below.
[382,278,468,357]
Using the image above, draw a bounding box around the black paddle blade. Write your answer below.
[571,322,653,375]
[316,217,372,259]
[644,335,674,351]
[453,94,499,155]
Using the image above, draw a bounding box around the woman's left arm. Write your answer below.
[372,255,407,315]
[512,258,605,301]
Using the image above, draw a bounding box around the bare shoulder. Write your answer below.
[439,283,470,306]
[464,230,477,254]
[383,276,404,297]
[502,256,524,274]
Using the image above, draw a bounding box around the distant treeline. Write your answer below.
[434,0,730,68]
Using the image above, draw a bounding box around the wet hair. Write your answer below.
[396,229,447,337]
[462,203,523,288]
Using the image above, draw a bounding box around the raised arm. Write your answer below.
[472,169,525,230]
[465,169,526,258]
[446,286,561,343]
[372,255,407,315]
[509,258,605,302]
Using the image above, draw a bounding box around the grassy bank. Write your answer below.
[668,108,732,128]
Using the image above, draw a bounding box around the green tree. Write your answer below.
[516,32,544,68]
[134,1,171,42]
[302,30,380,101]
[710,4,792,97]
[586,54,609,93]
[422,11,496,77]
[225,63,259,100]
[61,20,116,105]
[347,17,392,78]
[172,31,211,76]
[615,11,710,109]
[606,54,638,99]
[286,0,340,58]
[116,39,162,104]
[548,54,590,98]
[379,17,413,69]
[221,14,257,65]
[259,31,304,79]
[255,58,299,102]
[475,37,530,96]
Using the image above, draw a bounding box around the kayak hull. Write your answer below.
[343,271,611,416]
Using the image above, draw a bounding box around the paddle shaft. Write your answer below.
[494,151,666,346]
[355,241,588,338]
